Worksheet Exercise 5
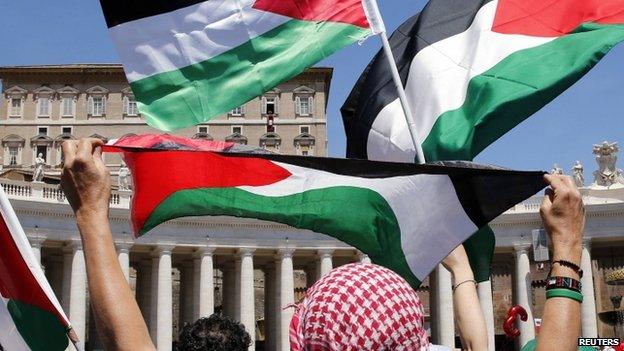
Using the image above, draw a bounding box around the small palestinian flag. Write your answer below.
[104,134,546,286]
[341,0,624,163]
[0,187,74,350]
[99,0,375,131]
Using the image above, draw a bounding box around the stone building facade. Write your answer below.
[0,64,329,177]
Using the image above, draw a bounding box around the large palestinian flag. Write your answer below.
[99,0,375,131]
[0,187,73,350]
[341,0,624,163]
[104,134,546,286]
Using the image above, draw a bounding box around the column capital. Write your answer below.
[153,244,175,255]
[317,249,334,258]
[513,243,531,255]
[115,242,133,252]
[194,246,216,257]
[28,235,46,248]
[277,247,295,259]
[237,247,256,258]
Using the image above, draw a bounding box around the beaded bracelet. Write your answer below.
[551,259,583,278]
[546,288,583,303]
[546,276,582,293]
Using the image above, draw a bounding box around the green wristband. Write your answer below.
[546,288,583,303]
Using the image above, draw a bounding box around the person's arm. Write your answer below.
[442,245,488,351]
[61,138,155,351]
[536,174,585,351]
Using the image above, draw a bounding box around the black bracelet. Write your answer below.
[546,276,582,293]
[549,260,583,278]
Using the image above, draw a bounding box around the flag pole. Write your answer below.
[362,0,426,164]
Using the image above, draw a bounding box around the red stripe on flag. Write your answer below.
[0,216,67,324]
[126,151,292,234]
[493,0,624,37]
[252,0,370,29]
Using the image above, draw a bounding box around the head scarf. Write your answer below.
[289,263,430,351]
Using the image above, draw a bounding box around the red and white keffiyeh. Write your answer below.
[289,263,430,351]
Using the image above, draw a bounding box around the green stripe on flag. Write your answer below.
[7,299,68,351]
[131,19,369,131]
[144,186,421,286]
[422,23,624,161]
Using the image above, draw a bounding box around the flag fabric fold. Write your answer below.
[0,187,72,351]
[99,0,374,131]
[104,135,546,286]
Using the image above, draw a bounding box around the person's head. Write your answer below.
[178,314,251,351]
[290,263,429,351]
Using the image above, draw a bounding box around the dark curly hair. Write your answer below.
[178,314,251,351]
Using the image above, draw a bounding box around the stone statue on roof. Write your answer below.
[33,153,45,182]
[118,162,131,191]
[592,141,624,187]
[550,163,564,175]
[572,161,584,188]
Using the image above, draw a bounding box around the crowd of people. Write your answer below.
[60,138,587,350]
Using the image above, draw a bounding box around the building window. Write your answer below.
[232,126,242,134]
[90,97,105,117]
[295,96,314,117]
[61,97,75,117]
[37,97,51,117]
[9,98,22,117]
[36,145,48,163]
[123,95,139,116]
[198,126,209,134]
[261,96,279,115]
[300,126,310,134]
[61,126,73,135]
[230,106,244,116]
[37,126,48,136]
[8,147,18,165]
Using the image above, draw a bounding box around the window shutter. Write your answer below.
[308,97,314,115]
[102,97,107,115]
[295,96,300,115]
[88,96,94,115]
[123,96,129,115]
[72,97,76,116]
[274,96,280,114]
[261,97,267,114]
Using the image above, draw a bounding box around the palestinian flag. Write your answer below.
[104,134,546,286]
[341,0,624,163]
[99,0,375,132]
[0,187,73,350]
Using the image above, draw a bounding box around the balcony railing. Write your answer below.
[0,178,130,208]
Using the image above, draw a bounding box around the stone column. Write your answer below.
[276,248,295,351]
[580,239,598,338]
[234,259,242,319]
[194,247,215,319]
[116,242,132,282]
[477,280,496,351]
[222,265,235,319]
[514,244,535,348]
[430,264,455,347]
[238,248,256,350]
[264,264,277,351]
[358,251,372,264]
[61,241,87,350]
[29,236,45,264]
[317,249,333,279]
[153,245,174,351]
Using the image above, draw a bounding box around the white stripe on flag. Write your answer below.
[239,162,476,280]
[366,0,554,162]
[0,296,31,351]
[109,0,291,82]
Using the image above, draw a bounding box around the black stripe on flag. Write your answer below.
[340,0,492,159]
[99,0,206,28]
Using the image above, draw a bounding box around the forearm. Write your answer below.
[77,212,154,351]
[536,245,582,351]
[451,266,488,351]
